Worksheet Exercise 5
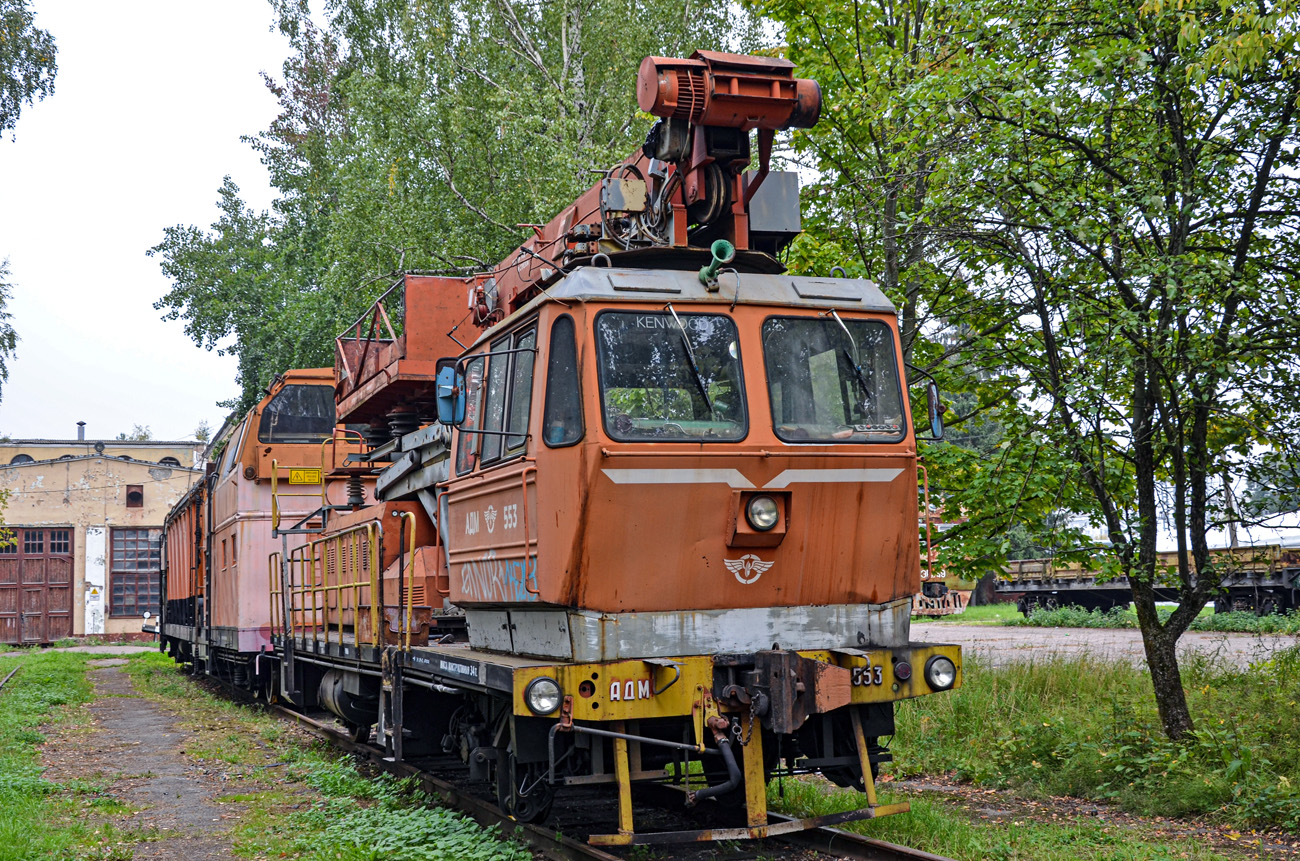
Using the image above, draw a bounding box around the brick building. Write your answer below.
[0,426,203,643]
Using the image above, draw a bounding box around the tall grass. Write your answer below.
[892,648,1300,829]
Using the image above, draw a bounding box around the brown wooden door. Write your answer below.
[0,528,73,644]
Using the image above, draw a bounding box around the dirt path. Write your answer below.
[40,659,241,860]
[911,622,1297,667]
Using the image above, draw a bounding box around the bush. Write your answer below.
[892,649,1300,830]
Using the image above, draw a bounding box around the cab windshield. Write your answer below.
[762,316,905,443]
[595,311,746,442]
[257,385,336,444]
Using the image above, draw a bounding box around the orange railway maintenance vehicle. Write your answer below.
[161,51,963,845]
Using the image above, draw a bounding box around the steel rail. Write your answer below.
[770,811,956,861]
[271,704,957,861]
[0,666,18,694]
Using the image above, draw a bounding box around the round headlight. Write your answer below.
[924,655,957,691]
[525,677,562,715]
[746,495,780,531]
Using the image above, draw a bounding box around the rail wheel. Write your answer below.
[1258,594,1280,617]
[345,722,372,744]
[496,755,554,823]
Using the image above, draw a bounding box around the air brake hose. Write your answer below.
[686,718,743,806]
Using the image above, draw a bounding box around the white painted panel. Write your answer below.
[467,599,913,662]
[84,526,106,635]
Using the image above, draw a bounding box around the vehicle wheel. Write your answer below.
[1258,595,1280,617]
[496,757,554,823]
[347,722,372,744]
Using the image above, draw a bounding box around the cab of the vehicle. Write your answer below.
[439,267,922,661]
[206,368,367,653]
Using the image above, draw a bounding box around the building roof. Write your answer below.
[0,454,201,472]
[0,439,199,446]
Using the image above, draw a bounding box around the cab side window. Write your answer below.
[458,326,537,473]
[542,315,583,447]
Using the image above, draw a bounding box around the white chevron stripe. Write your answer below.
[600,468,756,489]
[764,468,903,488]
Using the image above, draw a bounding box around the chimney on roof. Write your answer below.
[77,421,86,442]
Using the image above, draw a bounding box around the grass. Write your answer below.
[888,649,1300,833]
[0,649,136,861]
[123,651,530,860]
[771,778,1238,860]
[924,604,1022,625]
[1009,604,1300,634]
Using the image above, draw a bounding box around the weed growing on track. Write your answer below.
[124,651,529,861]
[892,649,1300,832]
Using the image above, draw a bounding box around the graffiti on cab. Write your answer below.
[460,549,539,602]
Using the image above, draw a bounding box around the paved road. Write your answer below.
[911,621,1298,667]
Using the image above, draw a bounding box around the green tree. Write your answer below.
[0,0,56,137]
[762,0,1097,581]
[117,424,153,441]
[154,0,761,410]
[0,259,19,402]
[771,0,1300,739]
[935,0,1300,738]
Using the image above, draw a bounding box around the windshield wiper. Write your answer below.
[830,309,872,400]
[665,303,714,416]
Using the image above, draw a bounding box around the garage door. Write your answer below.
[0,527,74,644]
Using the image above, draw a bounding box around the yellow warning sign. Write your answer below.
[89,588,100,597]
[289,468,322,485]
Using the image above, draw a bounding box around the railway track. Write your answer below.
[270,704,955,861]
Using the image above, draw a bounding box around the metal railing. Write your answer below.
[335,277,405,391]
[270,519,382,649]
[269,429,367,534]
[270,513,423,651]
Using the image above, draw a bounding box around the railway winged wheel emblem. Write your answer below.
[484,505,497,533]
[724,554,774,585]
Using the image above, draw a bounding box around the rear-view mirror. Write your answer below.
[925,381,944,441]
[435,359,466,425]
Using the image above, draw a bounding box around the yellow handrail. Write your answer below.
[276,519,384,649]
[270,457,327,533]
[398,510,417,649]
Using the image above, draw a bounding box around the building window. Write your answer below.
[126,485,144,508]
[23,531,43,554]
[159,456,181,467]
[49,529,71,555]
[110,528,162,617]
[9,454,33,464]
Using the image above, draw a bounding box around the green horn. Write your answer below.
[699,239,736,286]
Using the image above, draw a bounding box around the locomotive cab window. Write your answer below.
[543,315,583,447]
[762,316,905,443]
[457,326,537,472]
[595,311,746,442]
[257,385,335,444]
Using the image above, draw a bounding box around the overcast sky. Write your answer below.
[0,1,292,442]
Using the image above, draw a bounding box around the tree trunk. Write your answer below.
[1137,619,1194,739]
